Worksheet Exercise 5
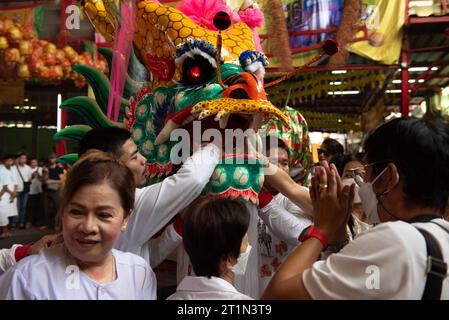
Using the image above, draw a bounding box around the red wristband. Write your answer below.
[258,187,274,208]
[298,226,329,249]
[14,243,32,262]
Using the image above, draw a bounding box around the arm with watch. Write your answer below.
[262,162,355,300]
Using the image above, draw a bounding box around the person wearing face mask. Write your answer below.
[167,198,253,300]
[263,117,449,300]
[341,154,371,239]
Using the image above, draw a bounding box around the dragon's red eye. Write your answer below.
[189,66,201,79]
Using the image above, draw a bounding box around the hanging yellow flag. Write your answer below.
[350,0,405,65]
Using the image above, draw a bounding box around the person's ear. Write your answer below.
[385,163,400,193]
[121,211,131,231]
[226,256,234,270]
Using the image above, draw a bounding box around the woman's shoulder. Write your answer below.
[14,244,68,274]
[112,249,151,270]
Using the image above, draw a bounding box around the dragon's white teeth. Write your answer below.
[219,114,230,129]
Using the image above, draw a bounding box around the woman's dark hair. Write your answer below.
[183,198,250,278]
[321,138,344,175]
[78,127,131,157]
[59,150,135,219]
[364,117,449,213]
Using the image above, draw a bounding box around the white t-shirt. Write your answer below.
[15,164,32,192]
[29,167,43,195]
[258,193,313,295]
[303,219,449,299]
[167,276,253,300]
[0,244,156,300]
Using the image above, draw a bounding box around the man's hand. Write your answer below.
[27,233,63,255]
[310,162,355,245]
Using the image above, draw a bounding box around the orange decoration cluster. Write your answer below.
[0,18,108,87]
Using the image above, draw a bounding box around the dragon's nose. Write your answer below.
[222,72,267,101]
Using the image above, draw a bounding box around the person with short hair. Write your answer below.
[263,117,449,300]
[25,158,44,228]
[167,198,253,300]
[42,153,64,229]
[257,136,313,295]
[0,154,18,237]
[0,151,155,299]
[14,152,32,229]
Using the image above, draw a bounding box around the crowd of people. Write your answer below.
[0,116,448,300]
[0,152,65,238]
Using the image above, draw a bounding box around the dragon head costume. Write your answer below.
[56,0,328,203]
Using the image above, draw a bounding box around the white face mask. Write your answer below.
[357,167,389,225]
[232,245,252,276]
[341,178,361,203]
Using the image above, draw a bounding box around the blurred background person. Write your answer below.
[318,138,345,176]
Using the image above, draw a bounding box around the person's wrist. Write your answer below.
[298,225,329,249]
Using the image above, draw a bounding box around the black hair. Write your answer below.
[78,127,131,157]
[183,198,250,278]
[342,154,362,170]
[364,117,449,213]
[321,138,344,175]
[266,135,290,157]
[2,154,14,161]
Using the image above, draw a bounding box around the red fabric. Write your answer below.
[173,215,184,237]
[14,243,32,262]
[298,226,329,249]
[258,187,274,208]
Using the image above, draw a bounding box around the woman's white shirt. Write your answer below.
[302,219,449,299]
[167,276,253,300]
[0,244,156,300]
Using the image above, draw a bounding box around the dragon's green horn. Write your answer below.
[56,153,79,166]
[98,46,146,99]
[53,125,92,142]
[60,97,124,129]
[73,65,128,121]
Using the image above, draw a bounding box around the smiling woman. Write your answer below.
[0,151,156,300]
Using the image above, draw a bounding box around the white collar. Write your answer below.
[177,276,239,293]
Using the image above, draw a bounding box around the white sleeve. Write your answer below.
[149,223,183,268]
[0,268,37,300]
[302,222,425,299]
[122,144,219,248]
[258,199,312,246]
[0,245,21,275]
[140,267,157,300]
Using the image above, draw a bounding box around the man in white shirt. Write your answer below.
[14,152,32,229]
[0,154,18,235]
[263,117,449,300]
[78,127,220,265]
[257,137,313,295]
[26,158,44,228]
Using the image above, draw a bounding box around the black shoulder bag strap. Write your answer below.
[413,217,448,300]
[15,164,25,183]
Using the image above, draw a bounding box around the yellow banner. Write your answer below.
[350,0,405,65]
